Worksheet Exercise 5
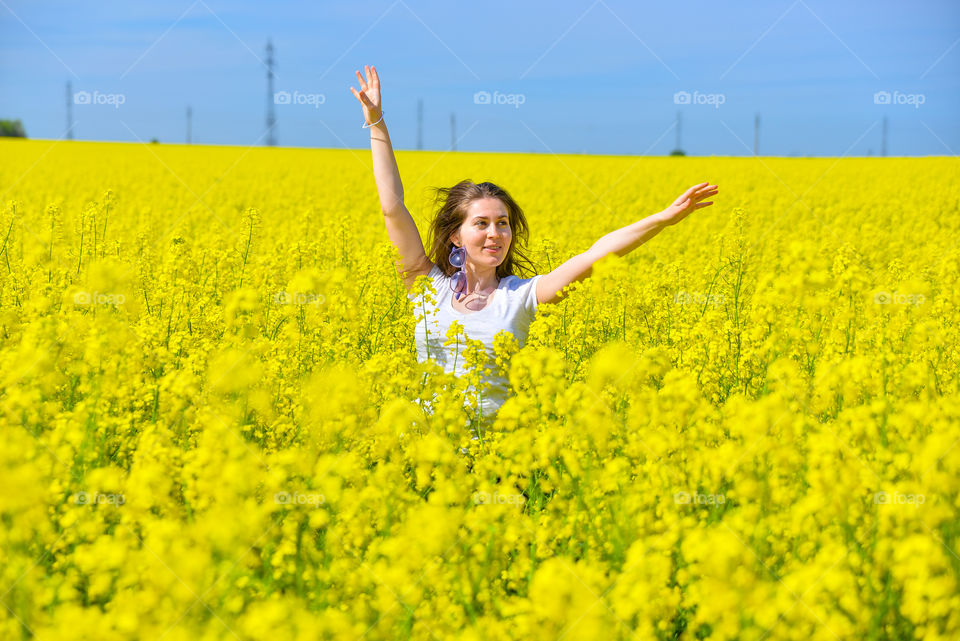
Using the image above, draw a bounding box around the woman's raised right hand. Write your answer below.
[349,64,382,125]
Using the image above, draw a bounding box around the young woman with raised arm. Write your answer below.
[350,64,718,420]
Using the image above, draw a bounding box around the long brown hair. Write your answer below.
[425,180,537,280]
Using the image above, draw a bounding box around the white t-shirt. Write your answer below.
[407,263,543,418]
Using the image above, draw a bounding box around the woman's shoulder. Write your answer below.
[502,272,541,291]
[407,262,446,283]
[501,272,542,314]
[406,262,448,300]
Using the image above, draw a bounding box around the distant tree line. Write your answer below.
[0,120,27,137]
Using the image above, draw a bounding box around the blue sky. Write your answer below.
[1,0,958,156]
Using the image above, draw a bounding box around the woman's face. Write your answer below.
[453,197,512,267]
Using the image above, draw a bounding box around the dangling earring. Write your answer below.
[449,244,467,301]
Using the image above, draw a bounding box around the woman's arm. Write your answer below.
[536,182,718,305]
[350,65,433,285]
[350,65,404,213]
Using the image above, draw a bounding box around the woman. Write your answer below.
[350,65,718,422]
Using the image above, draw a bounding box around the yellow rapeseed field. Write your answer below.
[1,138,958,640]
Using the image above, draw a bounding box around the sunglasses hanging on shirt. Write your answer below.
[449,245,492,311]
[450,245,467,301]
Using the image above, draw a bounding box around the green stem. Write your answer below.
[0,215,14,273]
[76,213,85,275]
[239,217,254,288]
[100,203,110,259]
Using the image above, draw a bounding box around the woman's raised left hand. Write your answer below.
[659,182,718,226]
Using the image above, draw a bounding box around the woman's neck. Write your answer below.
[462,263,499,293]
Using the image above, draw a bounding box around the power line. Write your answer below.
[66,81,73,140]
[676,110,682,151]
[450,113,456,151]
[670,110,684,155]
[417,99,423,150]
[881,116,887,157]
[266,39,276,146]
[754,113,760,156]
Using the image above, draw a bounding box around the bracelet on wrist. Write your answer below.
[362,111,384,128]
